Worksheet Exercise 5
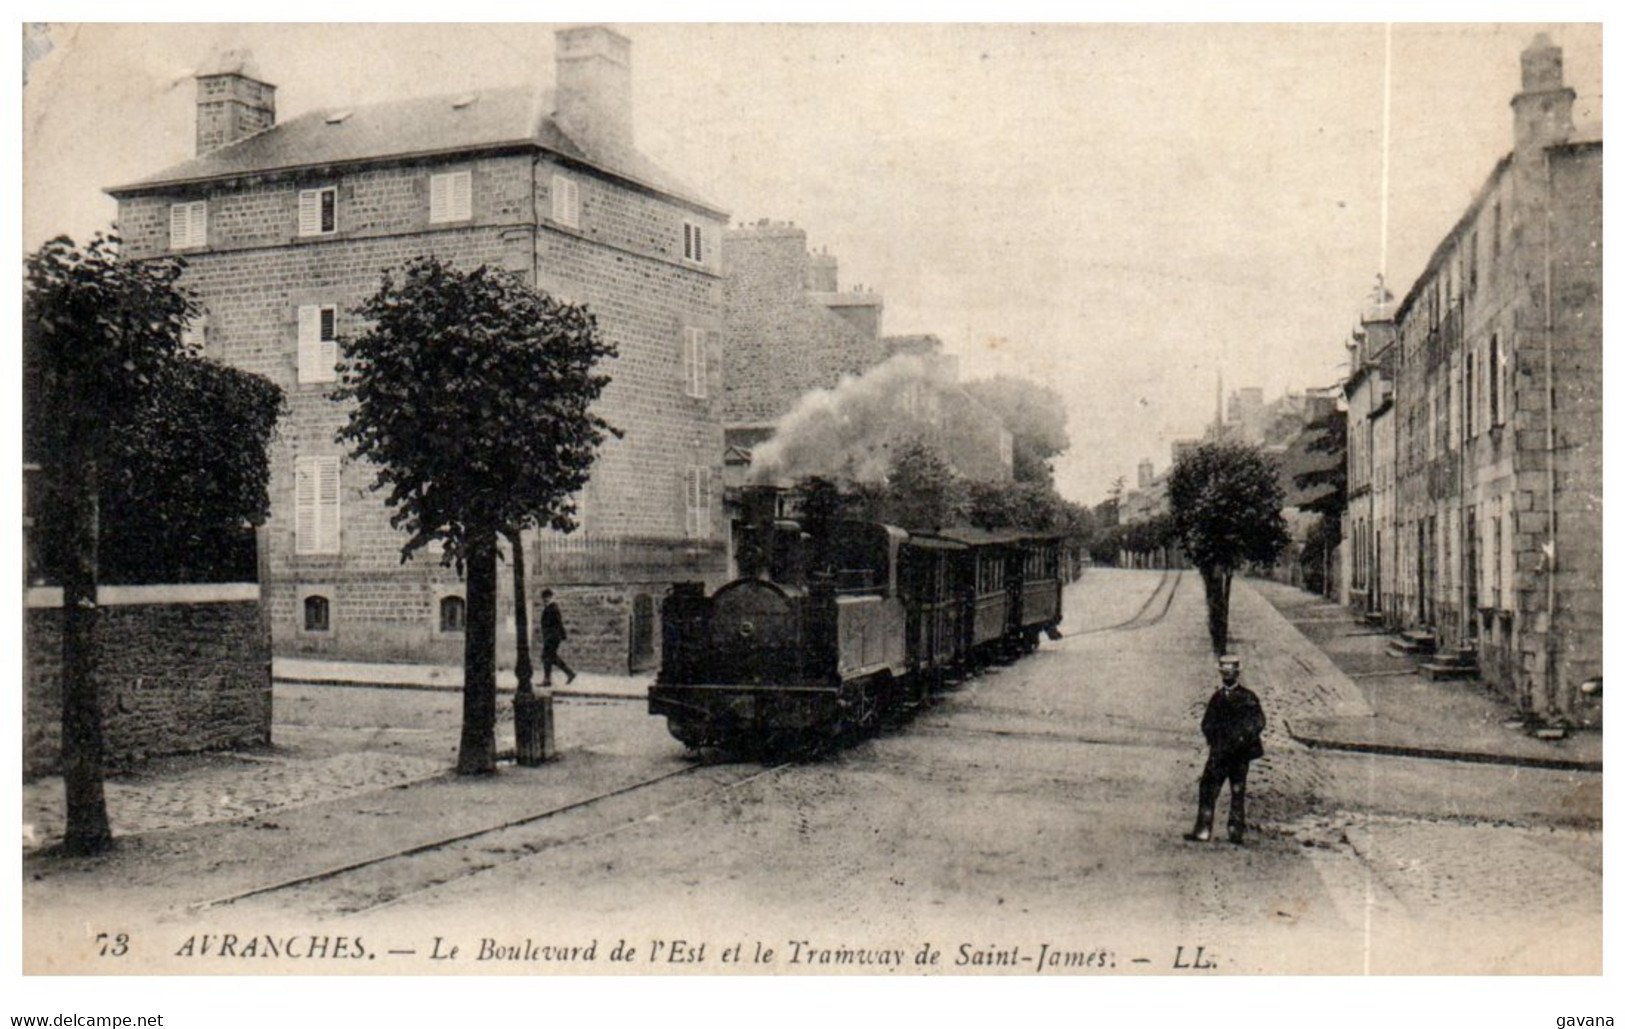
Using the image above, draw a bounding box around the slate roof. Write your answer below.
[107,85,725,216]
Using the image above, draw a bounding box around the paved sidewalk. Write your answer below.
[1239,578,1601,772]
[274,655,650,700]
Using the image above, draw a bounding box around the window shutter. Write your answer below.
[683,223,695,261]
[695,330,709,398]
[317,457,342,554]
[451,172,472,221]
[295,460,317,554]
[552,174,579,227]
[297,305,319,382]
[430,171,472,223]
[170,204,189,249]
[170,201,205,249]
[299,190,321,236]
[320,307,338,376]
[684,468,699,538]
[429,174,450,222]
[697,467,712,539]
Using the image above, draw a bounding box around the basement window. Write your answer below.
[303,594,331,633]
[440,595,466,634]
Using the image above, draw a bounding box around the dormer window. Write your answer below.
[169,200,207,250]
[299,187,337,237]
[430,171,472,224]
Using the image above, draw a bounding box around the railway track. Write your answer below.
[1068,567,1182,638]
[190,759,793,919]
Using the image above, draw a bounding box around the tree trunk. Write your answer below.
[456,527,499,775]
[505,528,533,696]
[60,450,113,855]
[1200,563,1232,655]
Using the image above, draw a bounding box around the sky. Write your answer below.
[20,22,1603,506]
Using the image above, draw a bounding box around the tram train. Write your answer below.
[650,487,1064,750]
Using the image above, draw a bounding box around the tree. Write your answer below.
[1291,406,1348,597]
[334,257,617,775]
[963,376,1072,485]
[1168,441,1290,653]
[881,437,964,531]
[24,234,198,853]
[98,357,282,584]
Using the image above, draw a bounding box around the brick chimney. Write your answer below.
[554,26,634,159]
[195,49,276,156]
[1511,33,1574,156]
[1137,459,1154,489]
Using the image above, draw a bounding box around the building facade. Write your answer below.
[107,28,731,673]
[1385,34,1600,724]
[1342,297,1398,615]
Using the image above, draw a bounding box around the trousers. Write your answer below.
[542,641,573,684]
[1194,752,1251,838]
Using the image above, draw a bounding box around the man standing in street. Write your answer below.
[540,588,576,686]
[1185,654,1266,844]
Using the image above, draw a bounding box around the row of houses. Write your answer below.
[1340,34,1601,728]
[104,26,1011,674]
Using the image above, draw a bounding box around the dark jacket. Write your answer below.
[541,601,567,645]
[1201,684,1265,761]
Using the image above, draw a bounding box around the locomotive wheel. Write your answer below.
[667,718,713,750]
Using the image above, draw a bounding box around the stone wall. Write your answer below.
[23,584,271,780]
[722,223,887,426]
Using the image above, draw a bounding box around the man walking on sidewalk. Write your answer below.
[540,589,576,686]
[1185,654,1266,845]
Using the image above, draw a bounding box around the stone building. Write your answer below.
[1341,286,1398,616]
[106,28,731,673]
[1385,34,1600,724]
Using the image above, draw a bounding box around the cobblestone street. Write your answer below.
[21,570,1602,975]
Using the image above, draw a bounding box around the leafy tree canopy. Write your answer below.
[1168,441,1290,573]
[1292,406,1348,523]
[334,256,620,565]
[962,375,1072,485]
[25,233,283,584]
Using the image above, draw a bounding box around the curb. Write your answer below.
[1283,717,1602,773]
[273,675,647,703]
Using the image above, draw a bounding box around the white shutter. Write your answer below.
[450,171,471,221]
[299,190,321,236]
[170,201,205,249]
[552,174,579,227]
[684,468,699,538]
[317,457,342,554]
[319,307,338,378]
[297,305,321,382]
[430,171,472,223]
[683,327,707,399]
[697,467,712,539]
[694,330,708,398]
[295,460,317,554]
[169,204,189,249]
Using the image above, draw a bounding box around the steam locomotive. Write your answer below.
[650,487,1064,751]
